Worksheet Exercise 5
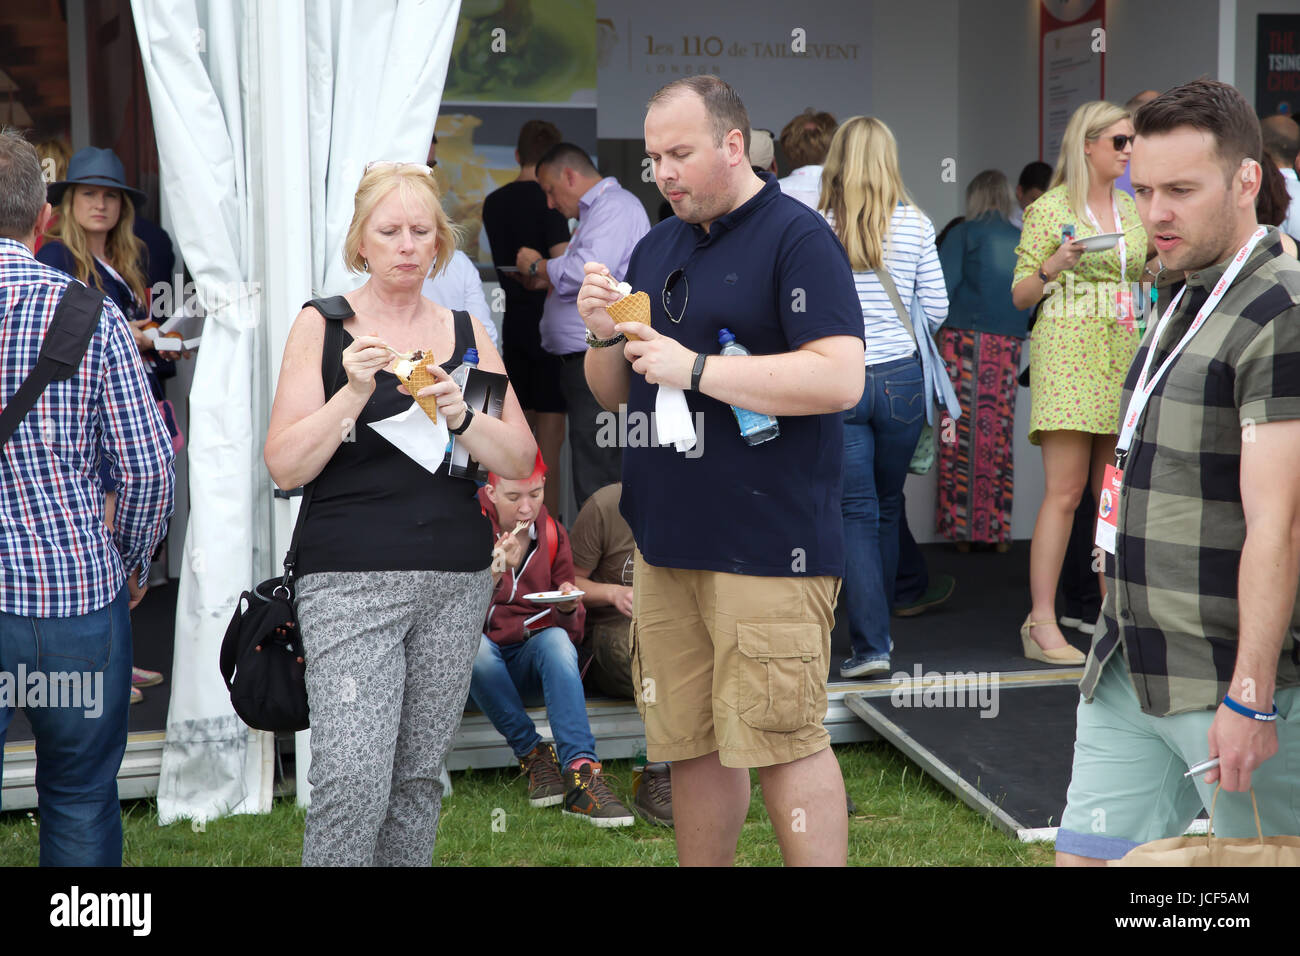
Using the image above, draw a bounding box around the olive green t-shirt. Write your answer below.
[569,483,635,631]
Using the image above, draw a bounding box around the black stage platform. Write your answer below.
[829,540,1092,678]
[5,582,178,744]
[4,542,1090,743]
[847,683,1082,834]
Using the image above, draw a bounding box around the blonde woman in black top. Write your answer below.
[265,163,537,866]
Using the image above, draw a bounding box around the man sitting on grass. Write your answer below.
[472,454,634,827]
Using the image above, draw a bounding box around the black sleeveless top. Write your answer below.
[296,308,492,574]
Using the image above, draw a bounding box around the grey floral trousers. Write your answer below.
[295,569,491,866]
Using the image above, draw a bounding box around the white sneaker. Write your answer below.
[1060,615,1096,635]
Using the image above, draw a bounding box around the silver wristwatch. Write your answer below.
[584,329,626,348]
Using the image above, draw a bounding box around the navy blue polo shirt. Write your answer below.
[619,173,863,577]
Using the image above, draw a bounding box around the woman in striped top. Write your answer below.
[819,116,949,679]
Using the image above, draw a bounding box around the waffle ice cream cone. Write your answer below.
[393,351,438,424]
[606,290,652,340]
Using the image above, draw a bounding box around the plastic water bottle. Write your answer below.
[451,347,479,393]
[447,348,480,456]
[718,329,779,445]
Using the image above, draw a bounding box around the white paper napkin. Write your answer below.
[654,385,697,453]
[369,401,449,476]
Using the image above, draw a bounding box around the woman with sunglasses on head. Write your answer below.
[1011,101,1149,665]
[264,162,537,866]
[818,116,949,679]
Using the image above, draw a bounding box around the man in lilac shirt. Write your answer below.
[516,143,650,509]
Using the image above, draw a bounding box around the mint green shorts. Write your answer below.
[1057,652,1300,859]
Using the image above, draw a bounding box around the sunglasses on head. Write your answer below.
[364,160,436,175]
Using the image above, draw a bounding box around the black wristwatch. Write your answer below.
[449,406,474,435]
[690,353,708,392]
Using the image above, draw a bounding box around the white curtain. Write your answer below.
[132,0,461,824]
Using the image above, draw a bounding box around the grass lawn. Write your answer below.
[0,742,1055,866]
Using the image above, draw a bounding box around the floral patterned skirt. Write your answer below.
[937,328,1022,544]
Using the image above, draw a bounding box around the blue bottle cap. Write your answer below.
[463,348,479,365]
[717,328,735,344]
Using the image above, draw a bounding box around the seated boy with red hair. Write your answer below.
[471,452,634,827]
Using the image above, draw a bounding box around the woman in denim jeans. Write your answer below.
[819,117,949,678]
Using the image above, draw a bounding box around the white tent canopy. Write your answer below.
[132,0,460,824]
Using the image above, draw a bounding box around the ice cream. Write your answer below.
[604,279,651,341]
[392,349,438,423]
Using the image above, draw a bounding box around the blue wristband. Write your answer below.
[1222,694,1277,721]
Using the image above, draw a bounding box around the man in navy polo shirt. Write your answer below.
[577,75,865,866]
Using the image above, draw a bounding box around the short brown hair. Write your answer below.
[1133,79,1262,180]
[517,120,561,167]
[779,108,838,169]
[646,75,751,157]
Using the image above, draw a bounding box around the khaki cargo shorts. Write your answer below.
[630,550,839,769]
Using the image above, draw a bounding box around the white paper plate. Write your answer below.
[522,590,585,604]
[1075,232,1123,252]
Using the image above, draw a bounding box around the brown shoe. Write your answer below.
[563,761,634,828]
[519,743,565,808]
[632,762,673,827]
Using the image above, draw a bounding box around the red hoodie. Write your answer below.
[477,488,585,648]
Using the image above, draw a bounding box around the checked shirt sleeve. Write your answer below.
[95,301,175,578]
[1235,299,1300,426]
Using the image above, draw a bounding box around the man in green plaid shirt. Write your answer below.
[1058,80,1300,865]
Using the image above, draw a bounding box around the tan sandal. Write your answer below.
[1020,615,1086,665]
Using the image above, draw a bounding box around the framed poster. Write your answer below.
[1257,14,1300,116]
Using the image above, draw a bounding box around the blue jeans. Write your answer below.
[0,587,132,866]
[894,498,929,605]
[469,628,597,770]
[841,356,925,660]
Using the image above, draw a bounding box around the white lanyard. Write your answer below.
[94,255,141,309]
[1115,225,1268,458]
[1085,192,1126,284]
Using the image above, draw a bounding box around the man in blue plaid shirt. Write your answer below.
[0,130,174,866]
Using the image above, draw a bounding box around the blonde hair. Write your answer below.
[34,138,71,183]
[1050,100,1130,224]
[344,165,457,277]
[965,169,1012,220]
[819,116,917,271]
[55,186,148,306]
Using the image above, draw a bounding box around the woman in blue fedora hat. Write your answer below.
[37,146,178,702]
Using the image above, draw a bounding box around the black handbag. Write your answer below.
[218,298,349,732]
[219,573,309,732]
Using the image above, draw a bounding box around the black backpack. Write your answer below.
[218,297,349,732]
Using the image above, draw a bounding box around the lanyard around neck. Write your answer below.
[1115,225,1269,459]
[1084,192,1126,283]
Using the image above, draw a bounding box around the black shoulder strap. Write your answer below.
[304,295,354,321]
[280,297,350,578]
[0,281,105,450]
[449,309,475,367]
[303,296,348,399]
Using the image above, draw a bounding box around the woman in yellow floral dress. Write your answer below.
[1011,100,1149,665]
